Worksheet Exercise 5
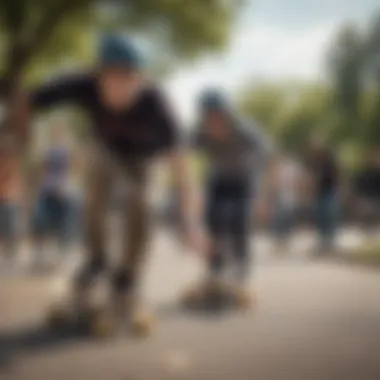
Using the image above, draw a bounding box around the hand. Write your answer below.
[255,201,270,224]
[181,222,209,255]
[53,184,67,200]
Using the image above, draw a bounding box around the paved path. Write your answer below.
[1,231,380,380]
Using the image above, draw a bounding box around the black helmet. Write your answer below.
[199,89,229,111]
[98,34,143,70]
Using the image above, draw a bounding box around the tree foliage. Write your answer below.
[238,10,380,170]
[0,0,243,92]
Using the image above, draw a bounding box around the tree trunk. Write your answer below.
[0,67,30,154]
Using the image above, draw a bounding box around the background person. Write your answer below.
[269,154,303,251]
[191,90,272,294]
[17,34,199,325]
[307,141,341,255]
[352,148,380,236]
[30,122,79,269]
[0,129,22,266]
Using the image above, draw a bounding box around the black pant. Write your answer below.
[205,180,253,280]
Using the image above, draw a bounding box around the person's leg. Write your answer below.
[46,193,63,260]
[4,203,19,262]
[286,206,296,241]
[314,195,323,251]
[230,195,252,284]
[280,205,294,250]
[323,191,339,252]
[0,202,5,257]
[56,194,74,257]
[273,201,287,244]
[69,194,84,246]
[75,148,112,292]
[315,192,337,254]
[0,202,18,260]
[112,159,151,317]
[205,186,229,282]
[208,232,228,281]
[225,193,256,309]
[31,190,50,266]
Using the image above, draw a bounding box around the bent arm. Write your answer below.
[7,75,90,151]
[153,90,203,241]
[30,74,91,111]
[167,147,201,229]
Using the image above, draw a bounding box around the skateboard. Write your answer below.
[45,281,154,338]
[46,302,116,337]
[180,280,255,311]
[46,303,154,338]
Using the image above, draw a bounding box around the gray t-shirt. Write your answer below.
[191,116,272,186]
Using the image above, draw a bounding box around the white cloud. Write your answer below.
[165,21,339,124]
[234,22,338,80]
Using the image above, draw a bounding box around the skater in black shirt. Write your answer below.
[15,34,199,335]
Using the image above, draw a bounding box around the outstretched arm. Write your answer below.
[7,74,90,149]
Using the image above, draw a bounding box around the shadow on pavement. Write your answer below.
[156,299,249,321]
[0,308,221,371]
[0,324,100,374]
[0,301,239,372]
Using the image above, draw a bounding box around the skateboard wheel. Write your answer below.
[181,286,202,308]
[206,281,222,293]
[234,288,255,310]
[131,311,154,337]
[89,310,116,338]
[181,281,227,309]
[46,306,70,330]
[205,281,229,298]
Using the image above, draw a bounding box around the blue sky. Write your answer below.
[165,0,379,123]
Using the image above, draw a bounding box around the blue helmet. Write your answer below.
[98,34,143,70]
[199,89,229,111]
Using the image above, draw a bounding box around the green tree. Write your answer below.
[362,12,380,147]
[366,11,380,86]
[237,10,380,169]
[274,85,330,153]
[0,0,243,97]
[238,82,286,131]
[238,81,331,153]
[327,23,364,123]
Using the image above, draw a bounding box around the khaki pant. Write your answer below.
[84,144,151,287]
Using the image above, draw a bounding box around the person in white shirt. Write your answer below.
[31,122,81,267]
[270,154,303,249]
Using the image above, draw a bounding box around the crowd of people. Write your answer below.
[2,97,380,271]
[1,34,380,322]
[2,91,380,271]
[266,145,380,250]
[268,144,341,253]
[163,139,380,257]
[0,119,83,269]
[2,120,365,268]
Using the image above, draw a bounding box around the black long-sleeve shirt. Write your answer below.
[354,166,380,201]
[307,151,340,196]
[30,74,180,160]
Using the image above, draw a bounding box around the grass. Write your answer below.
[346,242,380,267]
